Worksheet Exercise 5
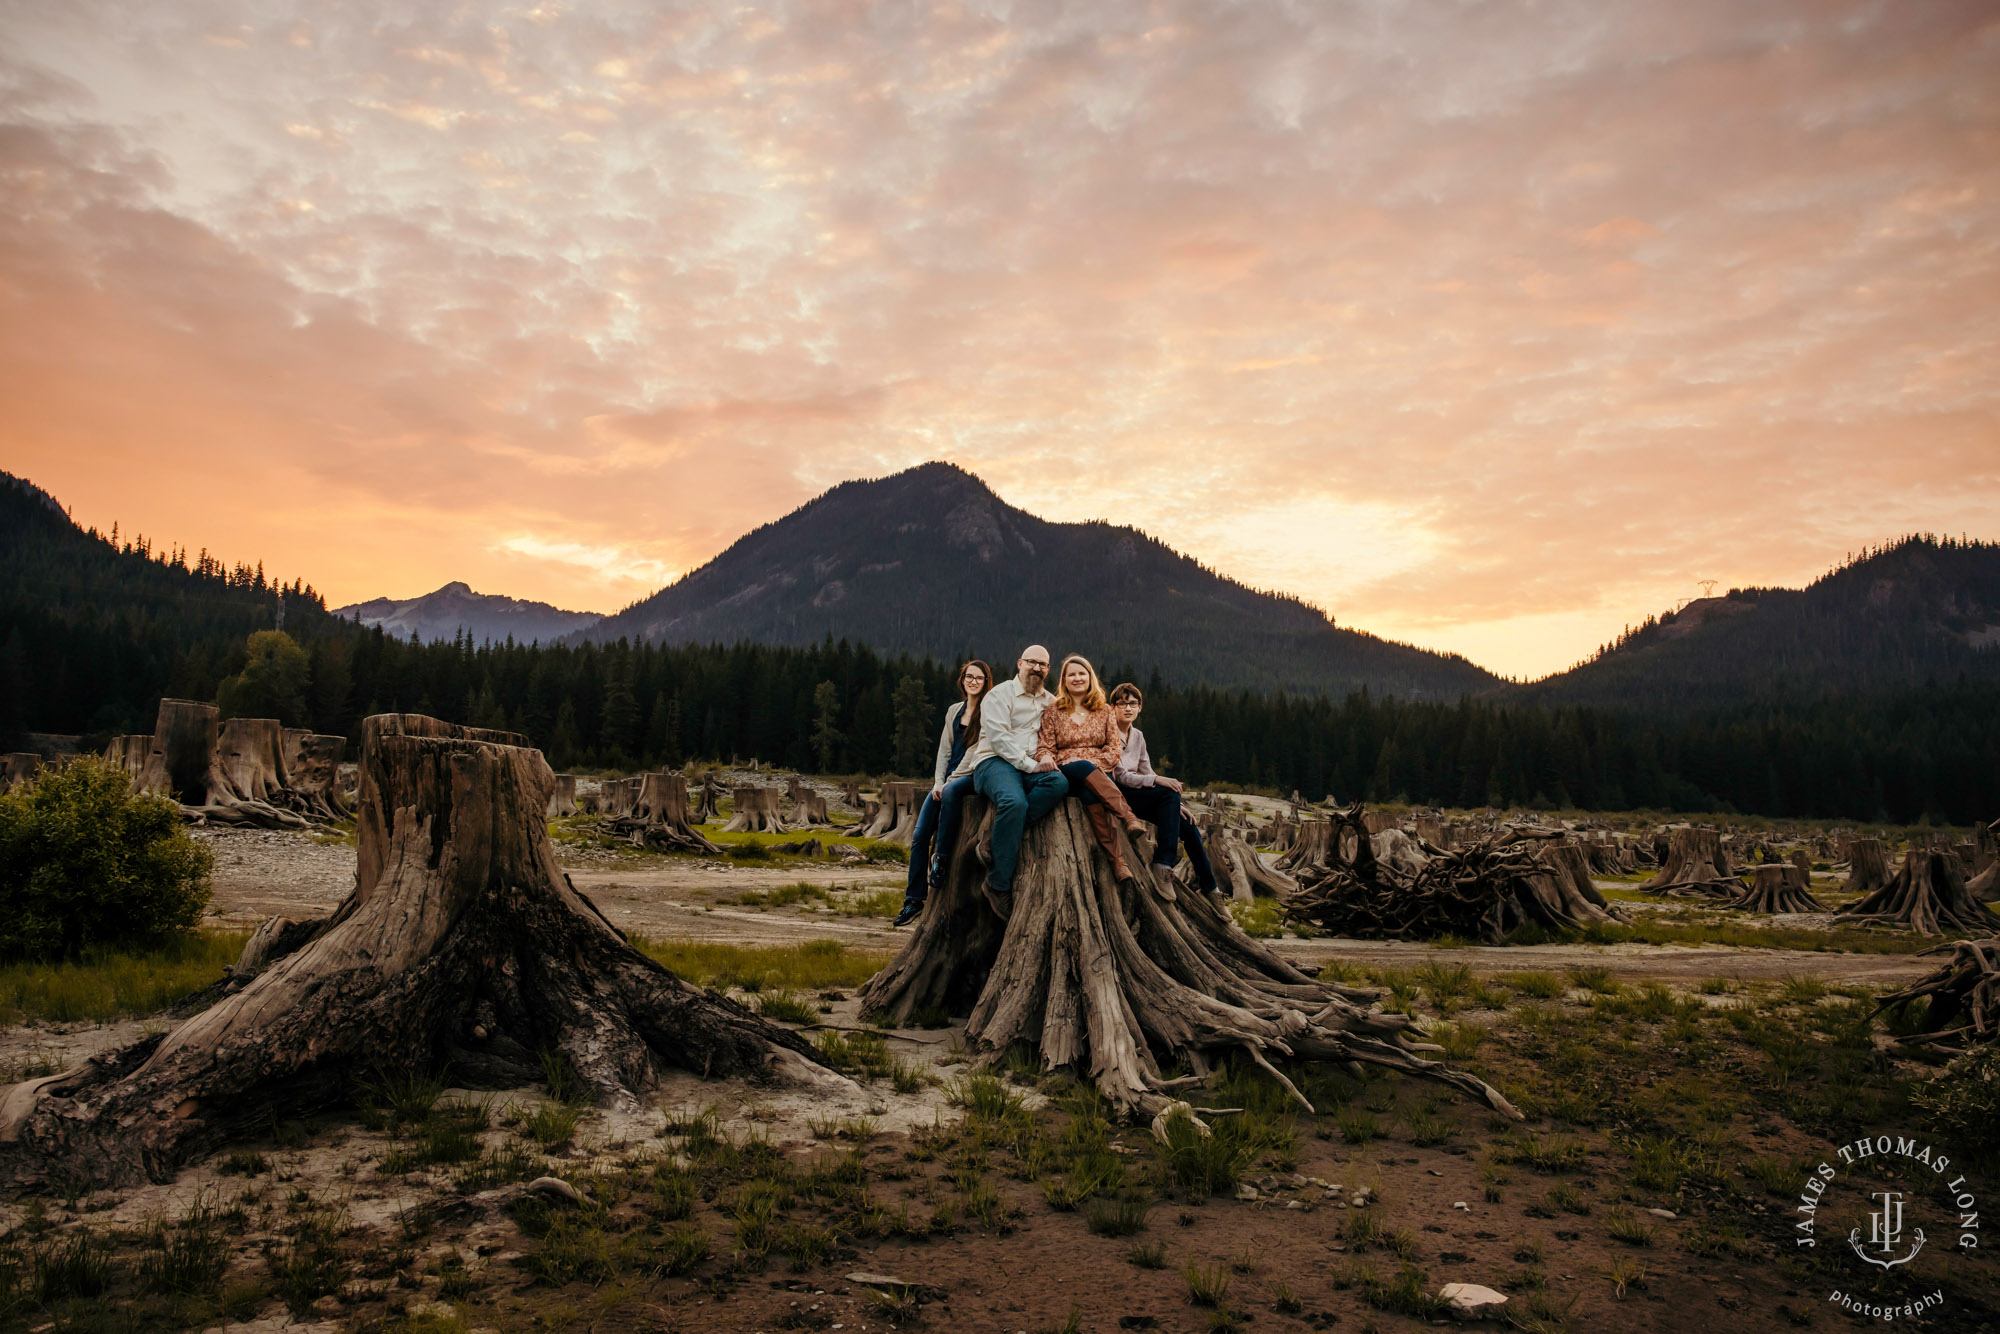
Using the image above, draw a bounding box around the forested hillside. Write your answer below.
[4,470,1996,824]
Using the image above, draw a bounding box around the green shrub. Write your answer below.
[1912,1047,2000,1155]
[0,757,213,958]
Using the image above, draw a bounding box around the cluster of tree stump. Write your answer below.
[0,715,834,1189]
[1633,827,1739,896]
[100,699,348,828]
[1276,806,1625,943]
[856,781,923,844]
[865,796,1519,1125]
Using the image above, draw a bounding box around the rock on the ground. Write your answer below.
[1439,1282,1509,1315]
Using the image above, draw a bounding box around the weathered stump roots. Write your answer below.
[1836,848,1997,936]
[1282,808,1626,943]
[1871,938,1999,1047]
[0,715,827,1190]
[1730,863,1825,914]
[863,798,1519,1126]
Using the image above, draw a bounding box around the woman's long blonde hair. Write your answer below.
[1055,653,1109,713]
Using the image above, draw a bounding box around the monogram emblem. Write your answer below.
[1848,1191,1926,1270]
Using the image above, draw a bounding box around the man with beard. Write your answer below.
[944,644,1068,920]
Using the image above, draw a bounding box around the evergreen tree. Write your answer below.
[889,675,932,776]
[811,681,843,773]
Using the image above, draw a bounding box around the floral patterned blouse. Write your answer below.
[1035,702,1123,772]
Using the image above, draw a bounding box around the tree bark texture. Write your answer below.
[277,732,350,821]
[1843,838,1892,897]
[547,774,578,818]
[1634,827,1737,896]
[721,786,790,834]
[1836,849,1998,936]
[858,781,922,844]
[103,735,150,784]
[612,772,721,852]
[1731,864,1824,914]
[861,797,1518,1125]
[0,714,830,1190]
[1210,826,1298,901]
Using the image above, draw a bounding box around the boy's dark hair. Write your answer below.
[1109,682,1144,706]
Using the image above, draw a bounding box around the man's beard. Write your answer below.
[1023,668,1047,690]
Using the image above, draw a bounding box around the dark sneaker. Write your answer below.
[892,901,923,928]
[982,878,1014,921]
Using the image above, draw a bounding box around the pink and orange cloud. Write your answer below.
[2,0,1996,677]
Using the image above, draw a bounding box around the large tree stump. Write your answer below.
[858,781,922,844]
[1974,818,1998,878]
[722,785,790,834]
[1634,827,1737,896]
[279,730,351,822]
[1276,820,1332,876]
[2,752,40,791]
[103,735,150,783]
[216,718,289,804]
[1731,863,1825,914]
[0,715,831,1190]
[547,774,578,818]
[613,772,721,853]
[863,797,1517,1123]
[1211,826,1298,900]
[792,790,833,828]
[1843,837,1892,897]
[1836,849,1997,936]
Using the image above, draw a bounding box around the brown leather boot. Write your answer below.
[1081,768,1149,837]
[1084,801,1136,885]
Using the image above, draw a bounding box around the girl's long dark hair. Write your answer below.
[958,659,992,748]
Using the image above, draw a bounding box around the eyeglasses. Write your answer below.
[1020,658,1049,668]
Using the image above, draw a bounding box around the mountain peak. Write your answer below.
[584,464,1496,698]
[335,582,602,646]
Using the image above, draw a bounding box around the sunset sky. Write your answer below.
[3,1,1996,679]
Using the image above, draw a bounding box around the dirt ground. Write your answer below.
[4,827,1991,1334]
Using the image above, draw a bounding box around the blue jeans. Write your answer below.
[973,758,1070,893]
[903,775,975,906]
[1122,783,1183,867]
[1059,760,1110,804]
[1180,820,1219,893]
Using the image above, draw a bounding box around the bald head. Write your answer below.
[1017,644,1050,692]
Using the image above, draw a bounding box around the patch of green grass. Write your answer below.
[1337,1108,1379,1145]
[1777,973,1829,1004]
[1085,1196,1149,1236]
[1566,965,1618,994]
[30,1228,115,1303]
[1158,1108,1259,1195]
[1504,970,1566,999]
[521,1102,586,1149]
[1606,1206,1655,1246]
[137,1195,229,1296]
[838,889,905,919]
[0,930,249,1026]
[630,937,890,992]
[1129,1240,1168,1268]
[1228,899,1283,939]
[1182,1259,1231,1306]
[755,991,818,1024]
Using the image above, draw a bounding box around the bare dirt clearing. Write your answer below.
[198,829,1939,985]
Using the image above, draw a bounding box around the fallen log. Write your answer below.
[861,797,1518,1125]
[0,714,835,1189]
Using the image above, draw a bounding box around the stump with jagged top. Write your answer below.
[862,795,1519,1127]
[0,715,831,1190]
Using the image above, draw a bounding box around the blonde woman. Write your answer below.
[1035,654,1150,884]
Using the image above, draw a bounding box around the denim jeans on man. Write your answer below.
[973,757,1070,893]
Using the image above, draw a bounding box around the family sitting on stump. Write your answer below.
[894,644,1219,927]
